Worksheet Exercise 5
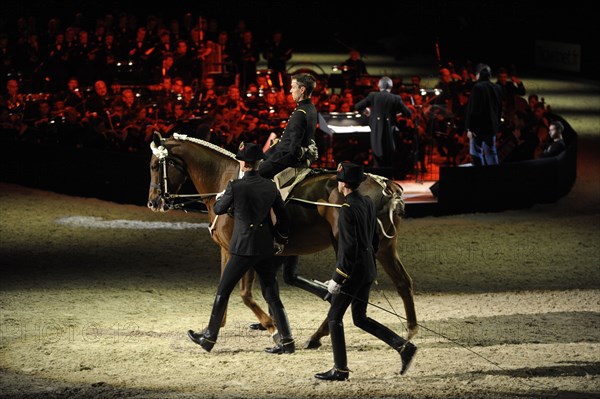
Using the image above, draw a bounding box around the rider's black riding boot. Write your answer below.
[264,302,295,354]
[282,256,329,300]
[315,320,349,381]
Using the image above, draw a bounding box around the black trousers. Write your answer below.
[327,279,406,370]
[205,254,287,341]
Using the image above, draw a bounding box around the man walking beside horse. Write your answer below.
[187,142,295,354]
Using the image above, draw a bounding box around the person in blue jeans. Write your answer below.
[465,63,503,166]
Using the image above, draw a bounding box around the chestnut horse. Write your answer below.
[147,132,418,347]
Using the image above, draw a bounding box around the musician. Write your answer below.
[125,26,154,83]
[315,162,417,381]
[84,80,111,117]
[172,40,195,86]
[262,31,292,88]
[354,76,412,172]
[53,77,84,115]
[83,80,113,137]
[204,30,232,76]
[187,142,294,354]
[70,30,97,87]
[340,49,368,90]
[236,30,260,91]
[188,24,212,79]
[258,73,317,179]
[0,79,25,114]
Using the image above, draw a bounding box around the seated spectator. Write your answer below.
[540,120,566,158]
[501,111,539,162]
[496,67,526,120]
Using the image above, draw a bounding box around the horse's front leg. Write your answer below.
[238,266,276,334]
[377,237,418,340]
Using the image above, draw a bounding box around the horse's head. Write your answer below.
[147,132,188,212]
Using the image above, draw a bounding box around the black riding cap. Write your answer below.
[236,142,266,162]
[336,162,366,184]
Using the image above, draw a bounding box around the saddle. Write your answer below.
[274,167,313,202]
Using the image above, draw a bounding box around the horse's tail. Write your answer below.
[384,179,405,218]
[365,173,405,217]
[362,173,405,239]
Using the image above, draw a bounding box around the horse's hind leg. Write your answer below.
[279,256,331,349]
[377,238,419,340]
[282,256,329,299]
[239,267,276,334]
[305,317,330,349]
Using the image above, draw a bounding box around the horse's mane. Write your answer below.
[172,133,237,161]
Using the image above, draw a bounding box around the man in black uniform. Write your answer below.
[354,76,412,170]
[258,73,317,179]
[187,142,294,354]
[315,162,417,381]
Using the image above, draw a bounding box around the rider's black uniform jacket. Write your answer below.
[265,98,317,167]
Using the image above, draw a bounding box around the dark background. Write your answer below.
[2,1,598,75]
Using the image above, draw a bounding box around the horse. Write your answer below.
[147,132,418,347]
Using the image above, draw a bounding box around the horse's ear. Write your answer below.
[152,131,163,147]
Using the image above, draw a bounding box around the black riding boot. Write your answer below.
[282,256,329,300]
[315,320,349,381]
[264,302,295,354]
[355,316,417,375]
[187,294,227,352]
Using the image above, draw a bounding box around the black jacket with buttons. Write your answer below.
[332,191,379,286]
[213,170,289,256]
[265,98,316,166]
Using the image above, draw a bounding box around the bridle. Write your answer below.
[150,140,222,212]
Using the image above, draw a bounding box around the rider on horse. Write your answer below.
[258,73,318,180]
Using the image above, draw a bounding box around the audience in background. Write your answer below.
[1,9,560,174]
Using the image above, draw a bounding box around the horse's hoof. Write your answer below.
[303,339,322,349]
[407,325,419,341]
[249,323,267,331]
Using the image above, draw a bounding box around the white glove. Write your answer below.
[307,139,318,161]
[326,279,341,295]
[215,189,226,201]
